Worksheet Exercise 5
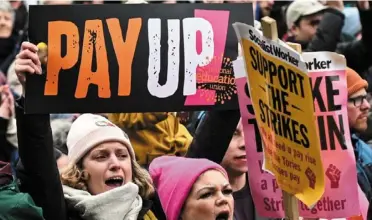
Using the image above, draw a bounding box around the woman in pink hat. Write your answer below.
[149,156,234,220]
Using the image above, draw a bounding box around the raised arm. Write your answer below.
[186,109,241,164]
[14,42,67,220]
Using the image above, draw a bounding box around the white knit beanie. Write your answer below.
[66,114,135,164]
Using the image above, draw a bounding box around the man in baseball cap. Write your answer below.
[285,0,344,49]
[286,0,328,30]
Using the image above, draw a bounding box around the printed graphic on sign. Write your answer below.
[233,23,324,207]
[26,4,252,113]
[233,51,361,218]
[184,9,234,106]
[300,52,359,218]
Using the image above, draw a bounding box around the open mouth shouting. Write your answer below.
[215,210,230,220]
[105,176,124,189]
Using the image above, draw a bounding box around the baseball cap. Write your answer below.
[286,0,328,28]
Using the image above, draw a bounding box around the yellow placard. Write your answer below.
[239,28,324,207]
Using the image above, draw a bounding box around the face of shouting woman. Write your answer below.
[181,170,234,220]
[82,141,133,195]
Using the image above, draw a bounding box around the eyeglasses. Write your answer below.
[348,95,368,107]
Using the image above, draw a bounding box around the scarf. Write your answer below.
[63,182,143,220]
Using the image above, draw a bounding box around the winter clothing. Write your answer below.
[51,119,71,155]
[285,4,372,79]
[0,161,44,220]
[6,116,18,148]
[63,182,143,220]
[7,60,23,97]
[13,1,28,35]
[352,135,372,200]
[149,156,228,220]
[346,67,368,96]
[0,36,17,74]
[285,7,345,52]
[67,114,135,164]
[108,113,192,166]
[186,110,276,220]
[0,180,45,220]
[14,97,162,220]
[0,1,27,75]
[181,111,206,135]
[342,7,361,38]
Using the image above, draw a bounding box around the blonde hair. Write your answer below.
[60,157,154,199]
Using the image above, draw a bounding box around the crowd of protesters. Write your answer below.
[1,0,372,219]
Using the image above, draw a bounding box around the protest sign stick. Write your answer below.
[282,43,304,220]
[260,16,300,220]
[287,42,302,53]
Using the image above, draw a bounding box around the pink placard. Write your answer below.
[234,53,363,219]
[184,9,229,106]
[299,69,359,218]
[235,75,284,218]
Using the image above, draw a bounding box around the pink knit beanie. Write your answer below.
[66,114,135,164]
[149,156,228,220]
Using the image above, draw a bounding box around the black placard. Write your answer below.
[27,3,253,113]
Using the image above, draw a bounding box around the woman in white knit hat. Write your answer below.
[59,113,158,220]
[12,42,163,220]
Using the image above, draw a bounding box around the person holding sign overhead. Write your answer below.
[12,40,246,220]
[12,42,164,220]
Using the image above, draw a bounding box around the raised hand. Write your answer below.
[0,85,15,119]
[14,42,43,96]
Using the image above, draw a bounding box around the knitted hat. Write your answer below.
[66,114,135,164]
[346,67,368,97]
[149,156,228,220]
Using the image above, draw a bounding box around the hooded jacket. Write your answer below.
[108,113,192,166]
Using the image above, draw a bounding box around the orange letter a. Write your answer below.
[75,20,111,99]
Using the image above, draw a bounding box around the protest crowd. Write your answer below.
[1,0,372,219]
